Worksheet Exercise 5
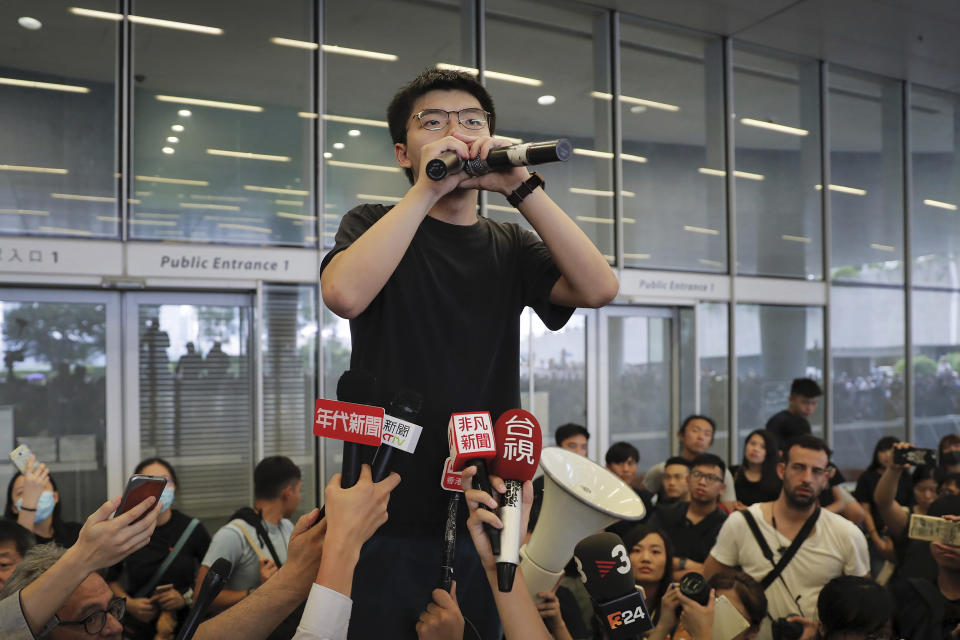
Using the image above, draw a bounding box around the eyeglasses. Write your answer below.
[411,108,491,131]
[51,596,125,636]
[691,470,723,484]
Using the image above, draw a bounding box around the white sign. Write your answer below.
[619,269,730,301]
[0,239,122,275]
[381,415,423,453]
[127,243,317,281]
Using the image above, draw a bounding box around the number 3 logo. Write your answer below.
[574,555,588,584]
[612,543,630,574]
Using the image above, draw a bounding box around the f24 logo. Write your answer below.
[606,606,646,629]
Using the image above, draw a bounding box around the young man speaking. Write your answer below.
[320,69,618,638]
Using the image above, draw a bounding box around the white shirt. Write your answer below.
[292,583,353,640]
[709,502,869,640]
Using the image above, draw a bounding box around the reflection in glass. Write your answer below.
[0,1,118,238]
[736,304,824,454]
[522,312,586,444]
[321,306,351,485]
[620,19,726,272]
[131,0,315,246]
[734,45,822,279]
[912,290,960,449]
[0,300,107,521]
[829,68,903,284]
[830,286,904,468]
[698,303,729,456]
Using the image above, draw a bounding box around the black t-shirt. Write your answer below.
[29,520,81,548]
[893,506,938,582]
[107,510,211,594]
[321,204,573,536]
[818,464,845,507]
[890,575,960,639]
[647,501,726,563]
[853,467,914,533]
[765,409,810,445]
[729,465,781,506]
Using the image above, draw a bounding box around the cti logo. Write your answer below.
[594,559,618,578]
[606,606,646,629]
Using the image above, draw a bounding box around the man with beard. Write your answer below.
[704,435,868,640]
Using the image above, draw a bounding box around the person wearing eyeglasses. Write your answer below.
[647,453,728,579]
[320,68,618,640]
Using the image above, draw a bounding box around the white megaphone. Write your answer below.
[520,446,646,599]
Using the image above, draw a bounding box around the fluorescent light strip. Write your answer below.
[156,95,262,112]
[135,212,180,218]
[190,194,247,202]
[69,8,223,34]
[0,164,69,174]
[625,253,651,260]
[740,118,808,137]
[588,91,679,113]
[684,225,719,236]
[322,44,397,61]
[576,216,614,224]
[326,160,401,173]
[136,175,209,186]
[486,204,515,213]
[134,191,152,196]
[573,148,648,163]
[320,114,389,128]
[275,199,303,206]
[0,77,90,94]
[180,202,240,211]
[96,216,120,222]
[871,243,895,252]
[923,199,957,211]
[356,193,402,203]
[277,212,317,221]
[568,187,636,198]
[51,193,115,202]
[815,184,867,196]
[131,219,177,226]
[206,149,290,162]
[38,226,92,236]
[0,209,49,216]
[298,112,319,119]
[270,37,317,50]
[781,234,811,243]
[244,185,309,196]
[698,167,765,181]
[437,63,541,87]
[322,213,341,219]
[699,258,723,267]
[218,223,271,234]
[203,215,263,223]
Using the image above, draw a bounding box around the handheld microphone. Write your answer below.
[574,532,652,640]
[336,370,379,489]
[448,411,499,554]
[175,557,232,640]
[440,457,464,592]
[371,390,422,483]
[489,409,542,592]
[426,139,572,181]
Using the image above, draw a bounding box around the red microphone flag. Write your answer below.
[314,398,384,447]
[447,411,496,471]
[490,409,542,480]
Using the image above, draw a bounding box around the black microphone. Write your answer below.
[336,370,380,489]
[426,139,572,180]
[175,557,232,640]
[574,533,653,640]
[371,390,422,483]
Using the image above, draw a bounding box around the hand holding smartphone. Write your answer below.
[10,444,35,473]
[115,475,167,523]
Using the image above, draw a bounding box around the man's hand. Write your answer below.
[258,557,278,584]
[19,456,49,509]
[890,442,916,471]
[456,136,530,196]
[127,596,159,622]
[462,466,533,573]
[785,616,819,640]
[675,588,715,640]
[535,589,568,634]
[282,508,326,588]
[324,465,400,547]
[70,495,161,573]
[151,588,186,611]
[410,132,529,200]
[416,582,465,640]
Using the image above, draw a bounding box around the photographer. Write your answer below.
[647,570,766,640]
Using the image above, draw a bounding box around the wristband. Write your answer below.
[506,172,545,208]
[677,557,687,570]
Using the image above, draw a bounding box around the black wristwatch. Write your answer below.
[507,172,545,208]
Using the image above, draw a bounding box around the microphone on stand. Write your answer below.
[448,411,499,555]
[426,139,572,181]
[489,409,542,592]
[175,557,232,640]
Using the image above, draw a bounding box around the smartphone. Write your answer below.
[893,447,936,467]
[712,594,750,640]
[115,475,167,522]
[9,444,34,474]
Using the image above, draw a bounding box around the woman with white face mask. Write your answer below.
[106,457,211,640]
[4,456,81,547]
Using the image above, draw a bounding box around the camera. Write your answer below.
[678,572,710,606]
[771,616,804,640]
[893,447,937,467]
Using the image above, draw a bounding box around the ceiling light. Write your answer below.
[135,212,180,218]
[321,44,397,61]
[190,194,247,202]
[923,198,957,211]
[576,216,614,224]
[437,63,542,87]
[683,225,719,235]
[298,112,319,119]
[171,124,185,132]
[218,223,271,233]
[277,212,317,221]
[332,142,345,150]
[275,199,303,206]
[781,234,811,243]
[51,193,115,202]
[244,185,309,196]
[815,184,866,196]
[356,193,403,203]
[166,136,179,143]
[0,164,68,174]
[348,129,361,137]
[485,204,515,213]
[320,114,388,128]
[568,187,635,198]
[740,118,808,136]
[130,219,177,226]
[870,243,895,252]
[589,91,679,112]
[699,258,722,267]
[698,167,765,181]
[39,226,93,236]
[18,17,42,30]
[180,202,240,211]
[327,160,401,173]
[630,105,647,113]
[572,148,648,164]
[137,175,209,185]
[202,215,263,222]
[622,153,647,164]
[162,146,175,154]
[626,253,651,259]
[69,8,223,34]
[206,149,290,162]
[135,191,152,196]
[270,37,317,50]
[537,95,556,106]
[323,152,333,159]
[0,77,89,93]
[156,95,263,112]
[0,208,49,216]
[178,109,191,117]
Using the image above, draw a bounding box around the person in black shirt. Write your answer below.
[605,442,654,541]
[854,436,912,570]
[320,68,618,640]
[107,458,210,640]
[648,453,727,577]
[730,429,781,508]
[4,460,81,548]
[765,377,821,446]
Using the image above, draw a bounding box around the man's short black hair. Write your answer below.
[691,453,726,477]
[605,441,639,465]
[664,456,693,470]
[782,434,831,464]
[939,472,960,493]
[678,415,716,438]
[928,493,960,518]
[253,456,301,500]
[790,378,822,398]
[0,520,33,557]
[555,423,589,446]
[386,68,497,184]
